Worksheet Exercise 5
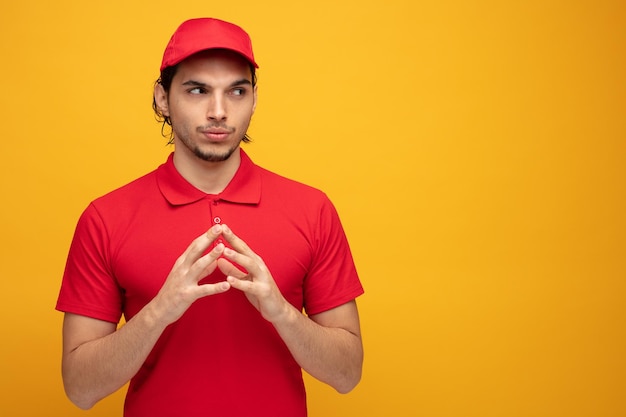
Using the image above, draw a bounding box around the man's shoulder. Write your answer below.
[250,164,338,219]
[91,166,161,209]
[256,164,326,198]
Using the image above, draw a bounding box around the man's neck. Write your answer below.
[172,147,242,195]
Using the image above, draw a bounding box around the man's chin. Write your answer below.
[193,145,239,163]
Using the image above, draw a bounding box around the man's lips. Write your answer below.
[201,128,232,140]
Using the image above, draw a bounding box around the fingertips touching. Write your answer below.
[226,275,243,288]
[198,281,231,298]
[226,275,253,292]
[209,223,223,236]
[196,243,224,272]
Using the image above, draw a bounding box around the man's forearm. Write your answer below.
[61,304,168,409]
[218,225,364,392]
[272,301,363,393]
[62,231,231,409]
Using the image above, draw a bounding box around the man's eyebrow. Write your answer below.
[181,79,252,88]
[230,78,252,87]
[181,80,207,87]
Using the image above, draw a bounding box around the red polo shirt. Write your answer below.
[56,149,363,417]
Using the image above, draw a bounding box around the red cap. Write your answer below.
[160,18,258,71]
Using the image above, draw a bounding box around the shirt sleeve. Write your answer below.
[303,197,364,316]
[56,203,123,323]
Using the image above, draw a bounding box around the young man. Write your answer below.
[56,18,364,417]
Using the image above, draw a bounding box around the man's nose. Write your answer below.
[207,95,227,121]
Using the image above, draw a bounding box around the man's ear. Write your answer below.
[154,83,169,117]
[252,84,258,114]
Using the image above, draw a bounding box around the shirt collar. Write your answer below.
[157,149,261,206]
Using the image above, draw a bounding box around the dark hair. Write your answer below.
[152,62,257,144]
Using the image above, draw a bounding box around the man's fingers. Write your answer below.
[216,258,247,279]
[176,226,222,266]
[219,225,265,276]
[190,243,226,281]
[220,224,255,258]
[197,280,231,297]
[226,275,255,292]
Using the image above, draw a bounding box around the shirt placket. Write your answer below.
[210,198,226,248]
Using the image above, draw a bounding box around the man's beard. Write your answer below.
[175,125,243,162]
[190,140,241,162]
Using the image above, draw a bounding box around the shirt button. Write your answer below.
[213,216,222,224]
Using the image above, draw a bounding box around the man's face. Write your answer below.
[156,49,257,162]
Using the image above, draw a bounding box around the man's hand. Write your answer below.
[213,224,363,393]
[151,224,232,325]
[215,224,290,324]
[62,225,237,409]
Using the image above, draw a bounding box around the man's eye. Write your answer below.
[232,88,245,96]
[189,87,204,94]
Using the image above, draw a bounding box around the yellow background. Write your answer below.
[1,1,624,416]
